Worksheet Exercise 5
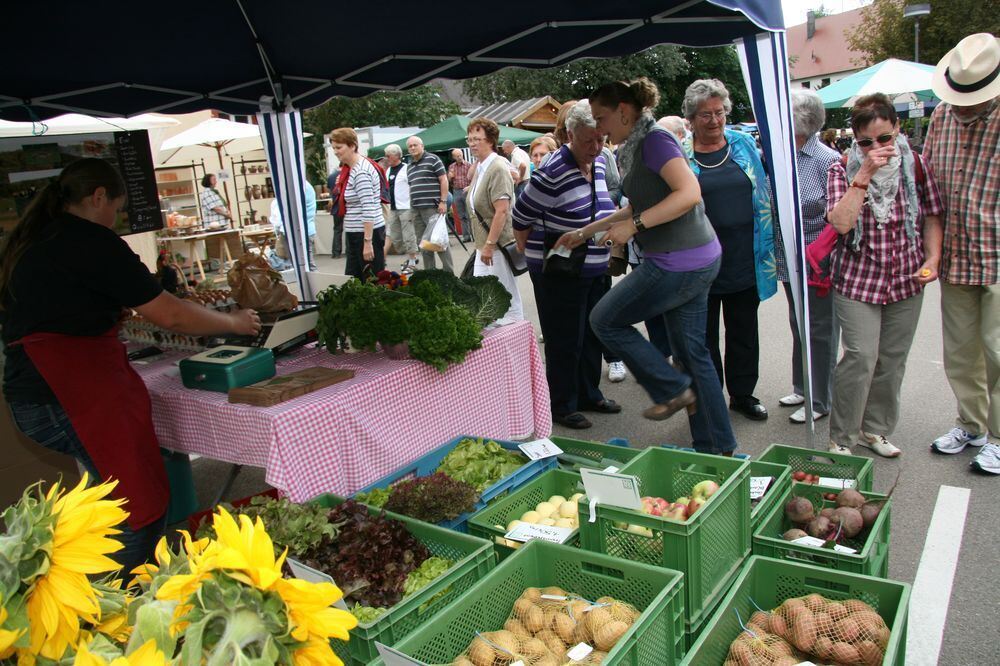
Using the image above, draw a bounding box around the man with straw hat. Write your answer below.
[923,33,1000,475]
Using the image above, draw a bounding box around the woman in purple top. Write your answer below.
[512,100,619,429]
[556,78,739,455]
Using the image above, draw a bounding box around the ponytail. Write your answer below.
[0,158,125,308]
[590,77,661,113]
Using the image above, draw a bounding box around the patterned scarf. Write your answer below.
[844,134,919,251]
[616,112,657,181]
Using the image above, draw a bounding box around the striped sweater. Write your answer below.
[512,145,615,277]
[343,158,385,232]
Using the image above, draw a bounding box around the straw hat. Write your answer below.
[932,33,1000,106]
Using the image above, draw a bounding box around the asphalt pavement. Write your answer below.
[194,238,997,665]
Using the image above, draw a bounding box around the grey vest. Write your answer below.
[621,123,716,253]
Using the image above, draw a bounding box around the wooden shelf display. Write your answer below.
[231,157,276,227]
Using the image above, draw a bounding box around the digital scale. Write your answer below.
[221,302,320,356]
[179,345,276,392]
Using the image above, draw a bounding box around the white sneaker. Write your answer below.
[970,443,1000,475]
[828,441,852,455]
[401,257,420,273]
[779,393,806,407]
[860,432,902,458]
[789,407,827,424]
[931,427,987,454]
[608,361,627,383]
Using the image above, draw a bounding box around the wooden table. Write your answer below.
[240,225,276,252]
[164,228,242,281]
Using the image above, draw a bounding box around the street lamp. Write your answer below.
[904,4,931,142]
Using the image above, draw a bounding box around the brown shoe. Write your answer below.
[642,388,697,421]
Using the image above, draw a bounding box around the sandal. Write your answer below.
[553,412,593,429]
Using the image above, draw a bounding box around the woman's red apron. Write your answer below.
[14,328,169,529]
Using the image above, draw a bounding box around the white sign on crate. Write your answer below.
[504,522,574,544]
[518,437,564,460]
[750,476,774,500]
[580,468,643,523]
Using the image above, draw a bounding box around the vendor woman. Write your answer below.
[0,158,261,572]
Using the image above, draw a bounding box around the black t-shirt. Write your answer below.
[1,212,163,403]
[695,146,755,295]
[387,163,404,210]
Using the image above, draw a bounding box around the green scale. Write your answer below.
[179,345,276,393]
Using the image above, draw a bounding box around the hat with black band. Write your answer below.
[932,33,1000,106]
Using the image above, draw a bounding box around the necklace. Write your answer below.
[693,143,731,169]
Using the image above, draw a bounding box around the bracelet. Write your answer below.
[575,229,585,240]
[485,239,497,246]
[363,237,373,242]
[850,180,869,192]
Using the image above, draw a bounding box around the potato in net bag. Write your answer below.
[767,594,891,665]
[453,629,557,666]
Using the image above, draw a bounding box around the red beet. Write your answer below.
[835,489,866,509]
[785,496,815,524]
[860,502,882,528]
[830,507,864,538]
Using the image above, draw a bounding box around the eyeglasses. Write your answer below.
[466,137,485,145]
[855,133,895,148]
[696,110,727,121]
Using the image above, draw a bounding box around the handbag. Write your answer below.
[542,175,597,278]
[471,193,528,276]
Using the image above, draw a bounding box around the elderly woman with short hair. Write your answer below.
[681,78,776,422]
[826,93,943,457]
[465,117,522,321]
[775,90,843,424]
[382,143,418,270]
[513,100,619,429]
[529,135,558,172]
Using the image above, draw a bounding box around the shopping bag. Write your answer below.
[227,253,298,313]
[419,213,449,252]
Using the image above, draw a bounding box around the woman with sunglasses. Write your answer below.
[825,93,943,458]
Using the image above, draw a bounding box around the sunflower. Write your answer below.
[73,638,167,666]
[0,600,24,658]
[2,474,129,661]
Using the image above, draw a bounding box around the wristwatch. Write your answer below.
[632,212,646,232]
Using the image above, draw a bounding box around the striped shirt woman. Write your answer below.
[343,158,385,233]
[512,144,615,277]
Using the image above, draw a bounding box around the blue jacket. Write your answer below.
[684,129,776,301]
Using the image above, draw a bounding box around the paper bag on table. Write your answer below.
[227,253,298,313]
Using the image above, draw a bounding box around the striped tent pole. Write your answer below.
[738,31,816,442]
[256,103,313,299]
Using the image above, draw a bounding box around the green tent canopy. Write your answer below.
[368,115,543,157]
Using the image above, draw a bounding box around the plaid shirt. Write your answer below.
[198,187,228,226]
[448,160,473,190]
[776,134,842,281]
[827,156,943,305]
[921,101,1000,285]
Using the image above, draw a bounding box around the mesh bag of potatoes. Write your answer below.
[723,621,804,666]
[453,586,640,666]
[755,593,891,665]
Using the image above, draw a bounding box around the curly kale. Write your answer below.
[382,473,480,523]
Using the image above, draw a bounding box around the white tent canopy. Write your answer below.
[0,113,179,137]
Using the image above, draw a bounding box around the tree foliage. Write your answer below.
[461,45,753,122]
[845,0,1000,67]
[301,86,459,183]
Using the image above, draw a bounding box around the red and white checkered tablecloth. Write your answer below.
[136,320,551,503]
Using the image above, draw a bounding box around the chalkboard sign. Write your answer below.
[0,129,163,236]
[113,130,161,234]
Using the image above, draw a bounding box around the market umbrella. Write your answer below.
[158,117,265,167]
[815,59,937,109]
[369,115,543,157]
[0,113,179,137]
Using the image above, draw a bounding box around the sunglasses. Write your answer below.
[855,133,895,148]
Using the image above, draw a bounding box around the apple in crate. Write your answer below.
[692,480,720,499]
[664,503,688,522]
[687,496,707,517]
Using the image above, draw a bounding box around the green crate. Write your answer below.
[753,482,891,578]
[682,556,911,666]
[311,494,496,666]
[683,564,740,652]
[551,436,643,471]
[468,469,585,560]
[577,447,751,632]
[758,443,874,492]
[749,460,792,535]
[370,540,687,666]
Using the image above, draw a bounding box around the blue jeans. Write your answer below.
[589,258,738,454]
[8,401,167,574]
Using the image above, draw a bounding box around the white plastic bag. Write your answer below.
[419,214,449,252]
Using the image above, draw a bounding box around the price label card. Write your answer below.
[566,643,594,661]
[518,438,564,461]
[602,465,620,474]
[580,468,642,523]
[375,643,429,665]
[791,536,858,554]
[505,522,574,544]
[287,558,349,610]
[750,476,773,500]
[817,477,857,489]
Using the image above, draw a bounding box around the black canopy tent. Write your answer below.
[0,0,821,438]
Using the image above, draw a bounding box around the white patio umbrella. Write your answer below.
[0,113,179,137]
[157,117,265,167]
[816,59,937,109]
